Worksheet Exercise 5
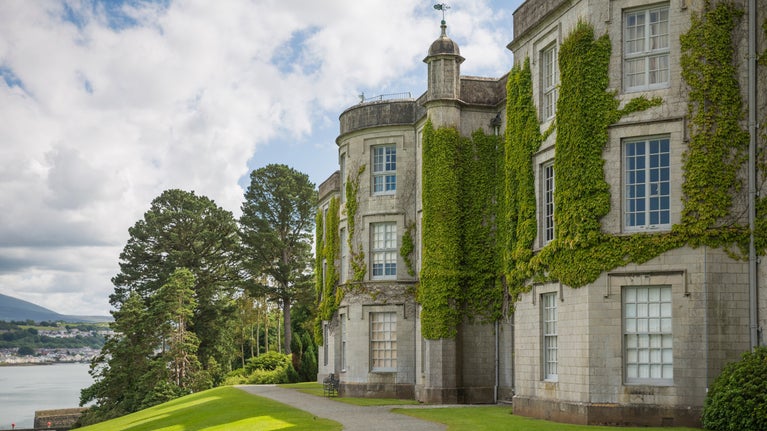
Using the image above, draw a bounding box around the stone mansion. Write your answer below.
[315,0,766,426]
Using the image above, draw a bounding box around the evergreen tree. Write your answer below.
[111,189,240,376]
[240,164,317,354]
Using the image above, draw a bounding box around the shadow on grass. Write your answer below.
[78,386,340,431]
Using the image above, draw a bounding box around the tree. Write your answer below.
[111,189,241,376]
[153,268,201,390]
[240,164,317,354]
[80,291,156,424]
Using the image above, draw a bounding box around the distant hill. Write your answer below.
[0,292,111,323]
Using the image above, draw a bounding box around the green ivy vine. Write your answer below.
[400,221,416,276]
[420,122,464,339]
[314,196,341,343]
[419,121,503,339]
[345,165,367,281]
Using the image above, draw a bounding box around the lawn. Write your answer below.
[279,382,420,406]
[395,405,702,431]
[76,386,341,431]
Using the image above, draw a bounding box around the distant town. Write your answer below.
[0,322,112,365]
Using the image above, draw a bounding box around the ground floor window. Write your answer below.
[370,312,397,371]
[624,285,673,383]
[541,292,558,380]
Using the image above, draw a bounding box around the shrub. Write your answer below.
[245,351,290,373]
[702,347,767,431]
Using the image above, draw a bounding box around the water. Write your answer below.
[0,363,92,429]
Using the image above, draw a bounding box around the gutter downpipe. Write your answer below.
[748,0,759,350]
[494,320,499,403]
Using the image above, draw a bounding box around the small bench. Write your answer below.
[323,373,339,397]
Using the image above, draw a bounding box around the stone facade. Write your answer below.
[317,0,765,427]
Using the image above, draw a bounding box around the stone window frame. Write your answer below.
[372,144,397,195]
[540,42,558,121]
[541,160,555,245]
[623,2,671,92]
[371,221,397,280]
[339,313,347,372]
[370,311,397,372]
[541,291,558,381]
[623,284,673,385]
[623,134,671,232]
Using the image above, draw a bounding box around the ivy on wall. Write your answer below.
[420,122,464,339]
[314,196,340,343]
[345,165,368,282]
[503,58,543,292]
[678,0,749,247]
[400,221,416,276]
[419,121,503,339]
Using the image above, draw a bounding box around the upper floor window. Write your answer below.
[542,161,555,244]
[624,285,673,384]
[625,136,670,231]
[540,43,558,120]
[372,145,396,195]
[624,4,670,92]
[371,222,397,279]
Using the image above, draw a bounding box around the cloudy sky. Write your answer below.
[0,0,521,317]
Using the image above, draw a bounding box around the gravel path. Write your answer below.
[237,385,446,431]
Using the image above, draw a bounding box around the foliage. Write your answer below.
[419,122,464,339]
[110,188,241,373]
[461,129,504,319]
[240,164,318,355]
[153,268,202,390]
[223,351,299,385]
[0,326,105,350]
[502,58,542,294]
[702,347,767,431]
[81,189,241,424]
[76,386,341,431]
[498,13,748,302]
[399,221,416,276]
[419,121,505,338]
[316,197,341,324]
[345,165,368,281]
[678,1,749,246]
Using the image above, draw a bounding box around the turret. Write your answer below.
[423,20,464,127]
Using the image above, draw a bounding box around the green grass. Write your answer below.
[278,382,420,406]
[77,386,341,431]
[394,405,702,431]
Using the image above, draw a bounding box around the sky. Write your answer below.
[0,0,522,317]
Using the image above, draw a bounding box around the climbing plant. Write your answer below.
[420,122,464,339]
[400,221,416,277]
[313,196,340,343]
[679,0,749,247]
[345,165,367,282]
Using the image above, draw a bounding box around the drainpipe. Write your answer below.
[748,0,759,350]
[494,320,499,403]
[704,246,709,391]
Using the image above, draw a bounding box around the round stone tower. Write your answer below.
[423,19,464,128]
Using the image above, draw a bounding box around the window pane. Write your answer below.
[370,312,397,370]
[624,285,673,383]
[372,222,397,278]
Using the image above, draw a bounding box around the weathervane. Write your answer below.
[433,3,450,22]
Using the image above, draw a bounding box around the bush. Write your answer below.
[245,351,290,373]
[224,351,299,385]
[702,347,767,431]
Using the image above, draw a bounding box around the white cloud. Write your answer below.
[0,0,519,316]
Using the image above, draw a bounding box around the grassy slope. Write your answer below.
[76,383,702,431]
[395,406,702,431]
[76,386,340,431]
